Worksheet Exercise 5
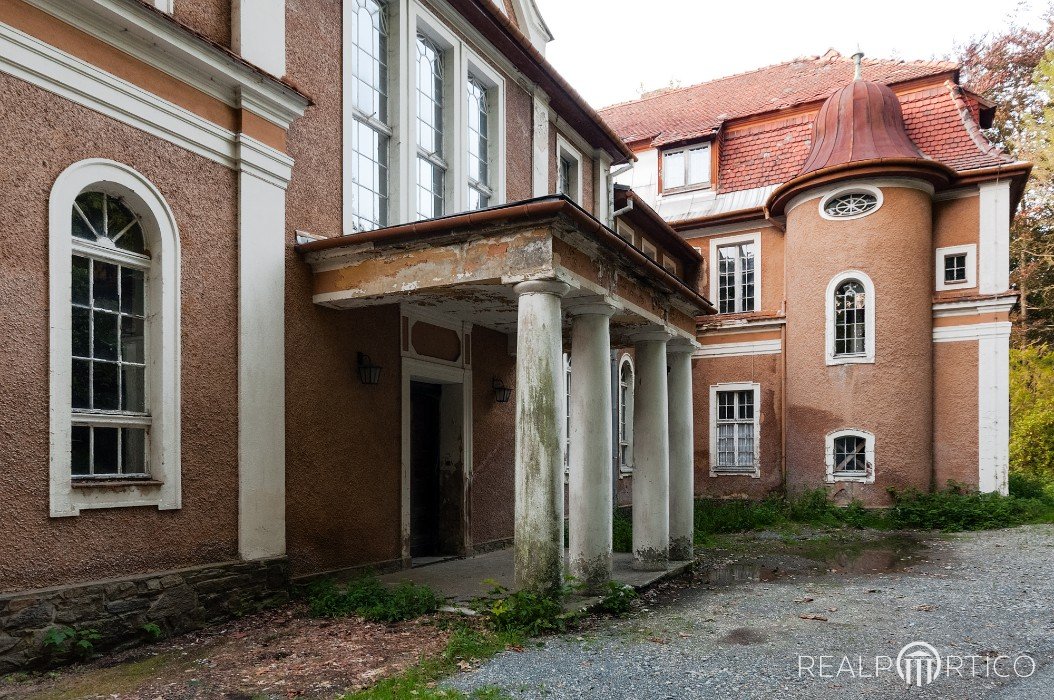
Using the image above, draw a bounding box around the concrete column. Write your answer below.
[667,342,695,561]
[631,330,672,570]
[513,280,570,592]
[567,302,616,591]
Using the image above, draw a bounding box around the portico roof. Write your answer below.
[297,196,713,344]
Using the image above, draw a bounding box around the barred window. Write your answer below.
[70,192,150,477]
[350,0,390,232]
[717,242,756,314]
[416,34,446,220]
[466,77,491,210]
[714,389,757,474]
[833,435,867,474]
[834,280,866,356]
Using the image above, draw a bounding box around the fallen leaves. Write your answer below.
[799,614,829,622]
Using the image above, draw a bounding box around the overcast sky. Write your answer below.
[533,0,1049,109]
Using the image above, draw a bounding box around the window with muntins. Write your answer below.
[618,358,633,471]
[466,77,491,210]
[717,242,756,313]
[823,191,878,218]
[350,0,390,232]
[662,144,711,191]
[70,192,150,477]
[833,435,867,475]
[944,253,967,284]
[834,280,866,356]
[715,390,756,473]
[415,34,446,220]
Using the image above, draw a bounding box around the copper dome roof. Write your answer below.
[800,79,926,174]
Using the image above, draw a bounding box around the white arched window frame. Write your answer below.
[49,159,181,517]
[818,185,883,221]
[617,354,635,473]
[825,270,876,366]
[825,429,876,484]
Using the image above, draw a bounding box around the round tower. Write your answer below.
[767,63,955,505]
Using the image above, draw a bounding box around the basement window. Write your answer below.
[825,430,875,483]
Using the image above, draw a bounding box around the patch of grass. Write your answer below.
[887,482,1054,531]
[305,575,441,623]
[343,625,522,700]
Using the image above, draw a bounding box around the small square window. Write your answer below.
[944,253,967,284]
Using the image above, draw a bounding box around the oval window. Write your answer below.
[823,191,879,218]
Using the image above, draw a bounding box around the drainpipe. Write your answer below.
[612,199,634,219]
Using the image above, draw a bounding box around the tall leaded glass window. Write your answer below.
[416,33,446,220]
[618,359,633,470]
[714,389,756,474]
[467,77,491,210]
[350,0,390,232]
[717,242,756,314]
[834,280,866,356]
[70,192,150,477]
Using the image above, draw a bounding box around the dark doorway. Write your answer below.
[410,381,443,558]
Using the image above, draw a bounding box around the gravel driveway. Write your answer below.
[447,525,1054,699]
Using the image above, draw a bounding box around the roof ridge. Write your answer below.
[599,53,960,114]
[945,79,1012,162]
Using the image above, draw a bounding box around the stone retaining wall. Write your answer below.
[0,557,289,671]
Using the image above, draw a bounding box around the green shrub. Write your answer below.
[306,575,440,622]
[41,626,100,660]
[612,508,633,553]
[887,483,1046,531]
[596,581,637,616]
[477,581,577,636]
[1010,346,1054,478]
[1009,471,1054,501]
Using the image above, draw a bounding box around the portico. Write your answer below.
[298,195,711,592]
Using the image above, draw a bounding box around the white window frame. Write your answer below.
[935,244,977,291]
[617,354,634,474]
[825,429,876,484]
[819,185,883,221]
[563,352,571,476]
[464,48,506,209]
[825,270,876,366]
[556,133,583,204]
[413,29,450,220]
[152,0,174,12]
[708,232,760,315]
[661,142,711,193]
[708,382,761,478]
[49,159,181,517]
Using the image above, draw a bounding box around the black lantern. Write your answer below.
[492,377,512,404]
[357,352,382,385]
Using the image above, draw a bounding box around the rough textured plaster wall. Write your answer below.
[174,0,231,49]
[784,186,934,507]
[932,195,982,303]
[933,340,980,488]
[0,74,239,593]
[693,353,784,499]
[470,327,516,547]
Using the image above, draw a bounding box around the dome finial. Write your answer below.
[852,48,864,80]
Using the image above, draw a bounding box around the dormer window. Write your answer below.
[662,143,711,192]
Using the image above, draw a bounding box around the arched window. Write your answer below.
[819,186,883,220]
[618,355,634,472]
[50,160,181,517]
[825,429,875,483]
[825,271,875,365]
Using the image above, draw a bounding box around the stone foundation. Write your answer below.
[0,557,289,671]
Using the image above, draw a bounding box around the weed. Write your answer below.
[887,482,1053,531]
[140,623,163,641]
[42,626,101,660]
[612,508,633,553]
[596,581,637,616]
[477,581,577,636]
[305,575,441,623]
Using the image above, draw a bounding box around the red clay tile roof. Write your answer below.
[599,50,959,148]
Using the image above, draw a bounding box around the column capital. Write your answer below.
[565,296,618,318]
[513,280,571,297]
[667,337,697,354]
[630,328,673,344]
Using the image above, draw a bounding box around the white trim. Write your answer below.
[49,160,181,517]
[696,339,781,358]
[0,21,297,188]
[152,0,173,12]
[932,295,1017,318]
[935,244,977,291]
[818,184,884,221]
[465,45,507,208]
[708,231,761,315]
[785,178,933,215]
[978,180,1011,294]
[532,93,550,197]
[400,356,474,561]
[708,382,761,478]
[934,186,979,202]
[232,0,286,77]
[617,353,634,474]
[978,327,1011,495]
[21,0,307,126]
[933,321,1012,343]
[825,429,875,484]
[556,133,584,204]
[825,270,876,365]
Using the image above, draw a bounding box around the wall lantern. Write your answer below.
[492,377,513,404]
[357,352,382,385]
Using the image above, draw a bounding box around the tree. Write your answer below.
[956,7,1054,345]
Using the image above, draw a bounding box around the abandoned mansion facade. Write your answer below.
[0,0,1030,668]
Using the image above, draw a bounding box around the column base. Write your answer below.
[632,547,669,572]
[669,536,694,562]
[570,552,612,593]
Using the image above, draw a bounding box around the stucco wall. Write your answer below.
[0,74,240,593]
[933,340,980,488]
[693,353,784,499]
[684,223,785,317]
[784,185,935,506]
[470,327,516,548]
[174,0,231,49]
[933,194,982,303]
